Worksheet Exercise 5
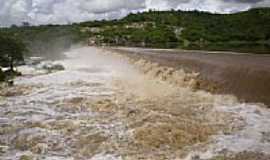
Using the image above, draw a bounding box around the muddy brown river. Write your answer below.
[0,47,270,160]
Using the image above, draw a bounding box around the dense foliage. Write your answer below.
[0,7,269,58]
[0,35,26,81]
[0,35,26,68]
[79,8,270,52]
[122,8,270,42]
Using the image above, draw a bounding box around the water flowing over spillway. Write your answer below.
[0,47,270,160]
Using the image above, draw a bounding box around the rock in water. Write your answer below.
[38,61,65,73]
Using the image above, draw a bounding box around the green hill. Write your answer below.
[79,8,270,53]
[0,8,270,56]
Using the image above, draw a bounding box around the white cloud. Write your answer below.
[174,0,252,13]
[0,0,269,26]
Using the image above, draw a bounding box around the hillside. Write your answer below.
[0,8,270,56]
[79,8,270,53]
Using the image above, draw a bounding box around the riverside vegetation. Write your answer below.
[0,35,26,82]
[0,8,270,80]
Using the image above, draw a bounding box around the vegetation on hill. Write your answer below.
[122,8,270,42]
[79,8,270,53]
[0,7,269,61]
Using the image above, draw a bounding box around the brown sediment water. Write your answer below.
[0,47,270,160]
[109,47,270,106]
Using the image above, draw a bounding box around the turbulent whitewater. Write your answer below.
[0,47,269,160]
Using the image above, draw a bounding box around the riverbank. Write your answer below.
[109,47,270,106]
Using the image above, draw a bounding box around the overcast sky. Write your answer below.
[0,0,269,26]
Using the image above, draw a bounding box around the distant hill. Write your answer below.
[78,8,270,53]
[122,8,270,42]
[0,8,270,55]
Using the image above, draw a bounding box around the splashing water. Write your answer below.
[0,47,269,160]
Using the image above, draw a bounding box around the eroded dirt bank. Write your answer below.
[109,47,270,106]
[0,47,270,160]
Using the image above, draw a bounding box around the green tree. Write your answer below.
[0,35,26,71]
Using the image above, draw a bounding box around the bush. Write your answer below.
[0,35,26,71]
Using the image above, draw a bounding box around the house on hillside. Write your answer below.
[124,22,155,29]
[81,27,103,33]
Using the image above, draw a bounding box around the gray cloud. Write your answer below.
[0,0,269,26]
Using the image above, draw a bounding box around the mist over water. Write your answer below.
[0,47,270,159]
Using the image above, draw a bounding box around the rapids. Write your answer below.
[0,47,269,160]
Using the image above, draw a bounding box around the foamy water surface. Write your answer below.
[0,47,269,160]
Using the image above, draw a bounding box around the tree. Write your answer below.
[22,22,30,27]
[0,35,26,71]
